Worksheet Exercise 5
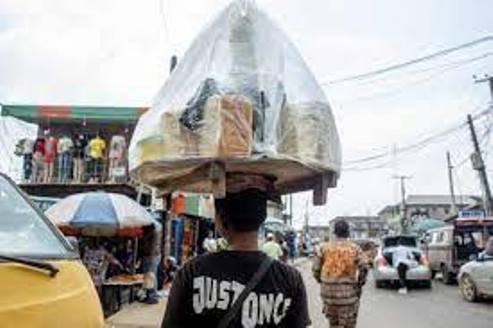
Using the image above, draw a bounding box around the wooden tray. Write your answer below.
[132,158,338,205]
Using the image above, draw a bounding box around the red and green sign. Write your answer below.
[1,105,148,124]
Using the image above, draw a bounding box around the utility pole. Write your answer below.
[393,175,412,234]
[289,194,293,227]
[470,74,493,216]
[467,114,493,216]
[446,151,458,214]
[304,197,310,235]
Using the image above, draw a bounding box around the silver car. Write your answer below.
[458,251,493,302]
[373,235,432,288]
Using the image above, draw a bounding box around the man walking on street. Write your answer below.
[262,232,283,260]
[313,220,368,328]
[162,174,311,327]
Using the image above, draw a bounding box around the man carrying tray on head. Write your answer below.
[162,174,311,328]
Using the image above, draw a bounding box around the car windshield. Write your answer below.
[384,236,417,248]
[0,176,70,258]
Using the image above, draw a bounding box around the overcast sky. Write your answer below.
[1,0,493,227]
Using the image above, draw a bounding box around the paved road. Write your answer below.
[298,259,493,328]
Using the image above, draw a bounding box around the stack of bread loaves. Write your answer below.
[129,0,341,195]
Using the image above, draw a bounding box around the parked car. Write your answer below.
[373,235,432,288]
[458,245,493,302]
[423,218,493,284]
[0,173,104,327]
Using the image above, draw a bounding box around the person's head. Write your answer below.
[266,233,275,242]
[334,220,350,239]
[277,235,285,244]
[214,188,268,240]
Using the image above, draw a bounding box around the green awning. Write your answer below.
[1,105,148,124]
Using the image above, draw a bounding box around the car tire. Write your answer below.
[459,274,478,302]
[422,280,432,289]
[441,265,453,285]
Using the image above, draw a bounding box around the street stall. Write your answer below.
[45,191,157,316]
[168,192,215,263]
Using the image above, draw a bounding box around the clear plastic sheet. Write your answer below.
[129,0,341,190]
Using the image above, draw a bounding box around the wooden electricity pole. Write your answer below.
[446,151,458,214]
[393,175,412,234]
[470,74,493,216]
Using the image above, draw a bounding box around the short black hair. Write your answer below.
[215,189,267,232]
[334,220,350,238]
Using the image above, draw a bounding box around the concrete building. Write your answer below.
[378,195,481,222]
[329,216,388,241]
[307,225,331,242]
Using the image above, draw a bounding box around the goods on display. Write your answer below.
[129,0,341,199]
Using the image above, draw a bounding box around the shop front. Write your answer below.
[167,192,215,264]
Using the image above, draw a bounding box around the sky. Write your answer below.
[1,0,493,227]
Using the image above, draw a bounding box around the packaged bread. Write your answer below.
[199,95,253,158]
[129,0,342,191]
[278,102,340,167]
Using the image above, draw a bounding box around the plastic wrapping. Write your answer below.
[129,0,341,192]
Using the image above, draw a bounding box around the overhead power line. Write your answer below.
[337,55,492,103]
[343,106,492,168]
[323,36,493,85]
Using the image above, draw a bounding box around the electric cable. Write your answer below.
[323,36,493,85]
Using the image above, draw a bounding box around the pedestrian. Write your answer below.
[278,236,290,263]
[312,220,368,328]
[82,239,120,296]
[140,222,163,305]
[262,232,283,260]
[162,175,311,327]
[162,256,178,294]
[392,244,418,295]
[202,231,218,253]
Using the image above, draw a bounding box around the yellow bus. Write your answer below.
[0,174,103,327]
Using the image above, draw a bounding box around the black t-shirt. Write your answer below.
[162,251,310,328]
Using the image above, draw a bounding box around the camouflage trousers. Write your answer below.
[321,281,361,328]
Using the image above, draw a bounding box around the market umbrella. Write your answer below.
[411,218,446,235]
[46,192,154,237]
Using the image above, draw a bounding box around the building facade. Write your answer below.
[379,195,481,222]
[329,216,388,241]
[307,225,331,242]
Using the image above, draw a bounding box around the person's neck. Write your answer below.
[227,231,259,251]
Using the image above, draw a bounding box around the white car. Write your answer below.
[458,251,493,302]
[373,235,432,288]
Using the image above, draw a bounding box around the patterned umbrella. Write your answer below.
[45,192,154,237]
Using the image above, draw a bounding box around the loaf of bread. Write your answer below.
[277,102,334,166]
[199,95,253,158]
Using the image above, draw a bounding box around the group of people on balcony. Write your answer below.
[15,131,127,184]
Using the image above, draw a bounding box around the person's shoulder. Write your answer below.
[271,260,303,281]
[180,252,222,271]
